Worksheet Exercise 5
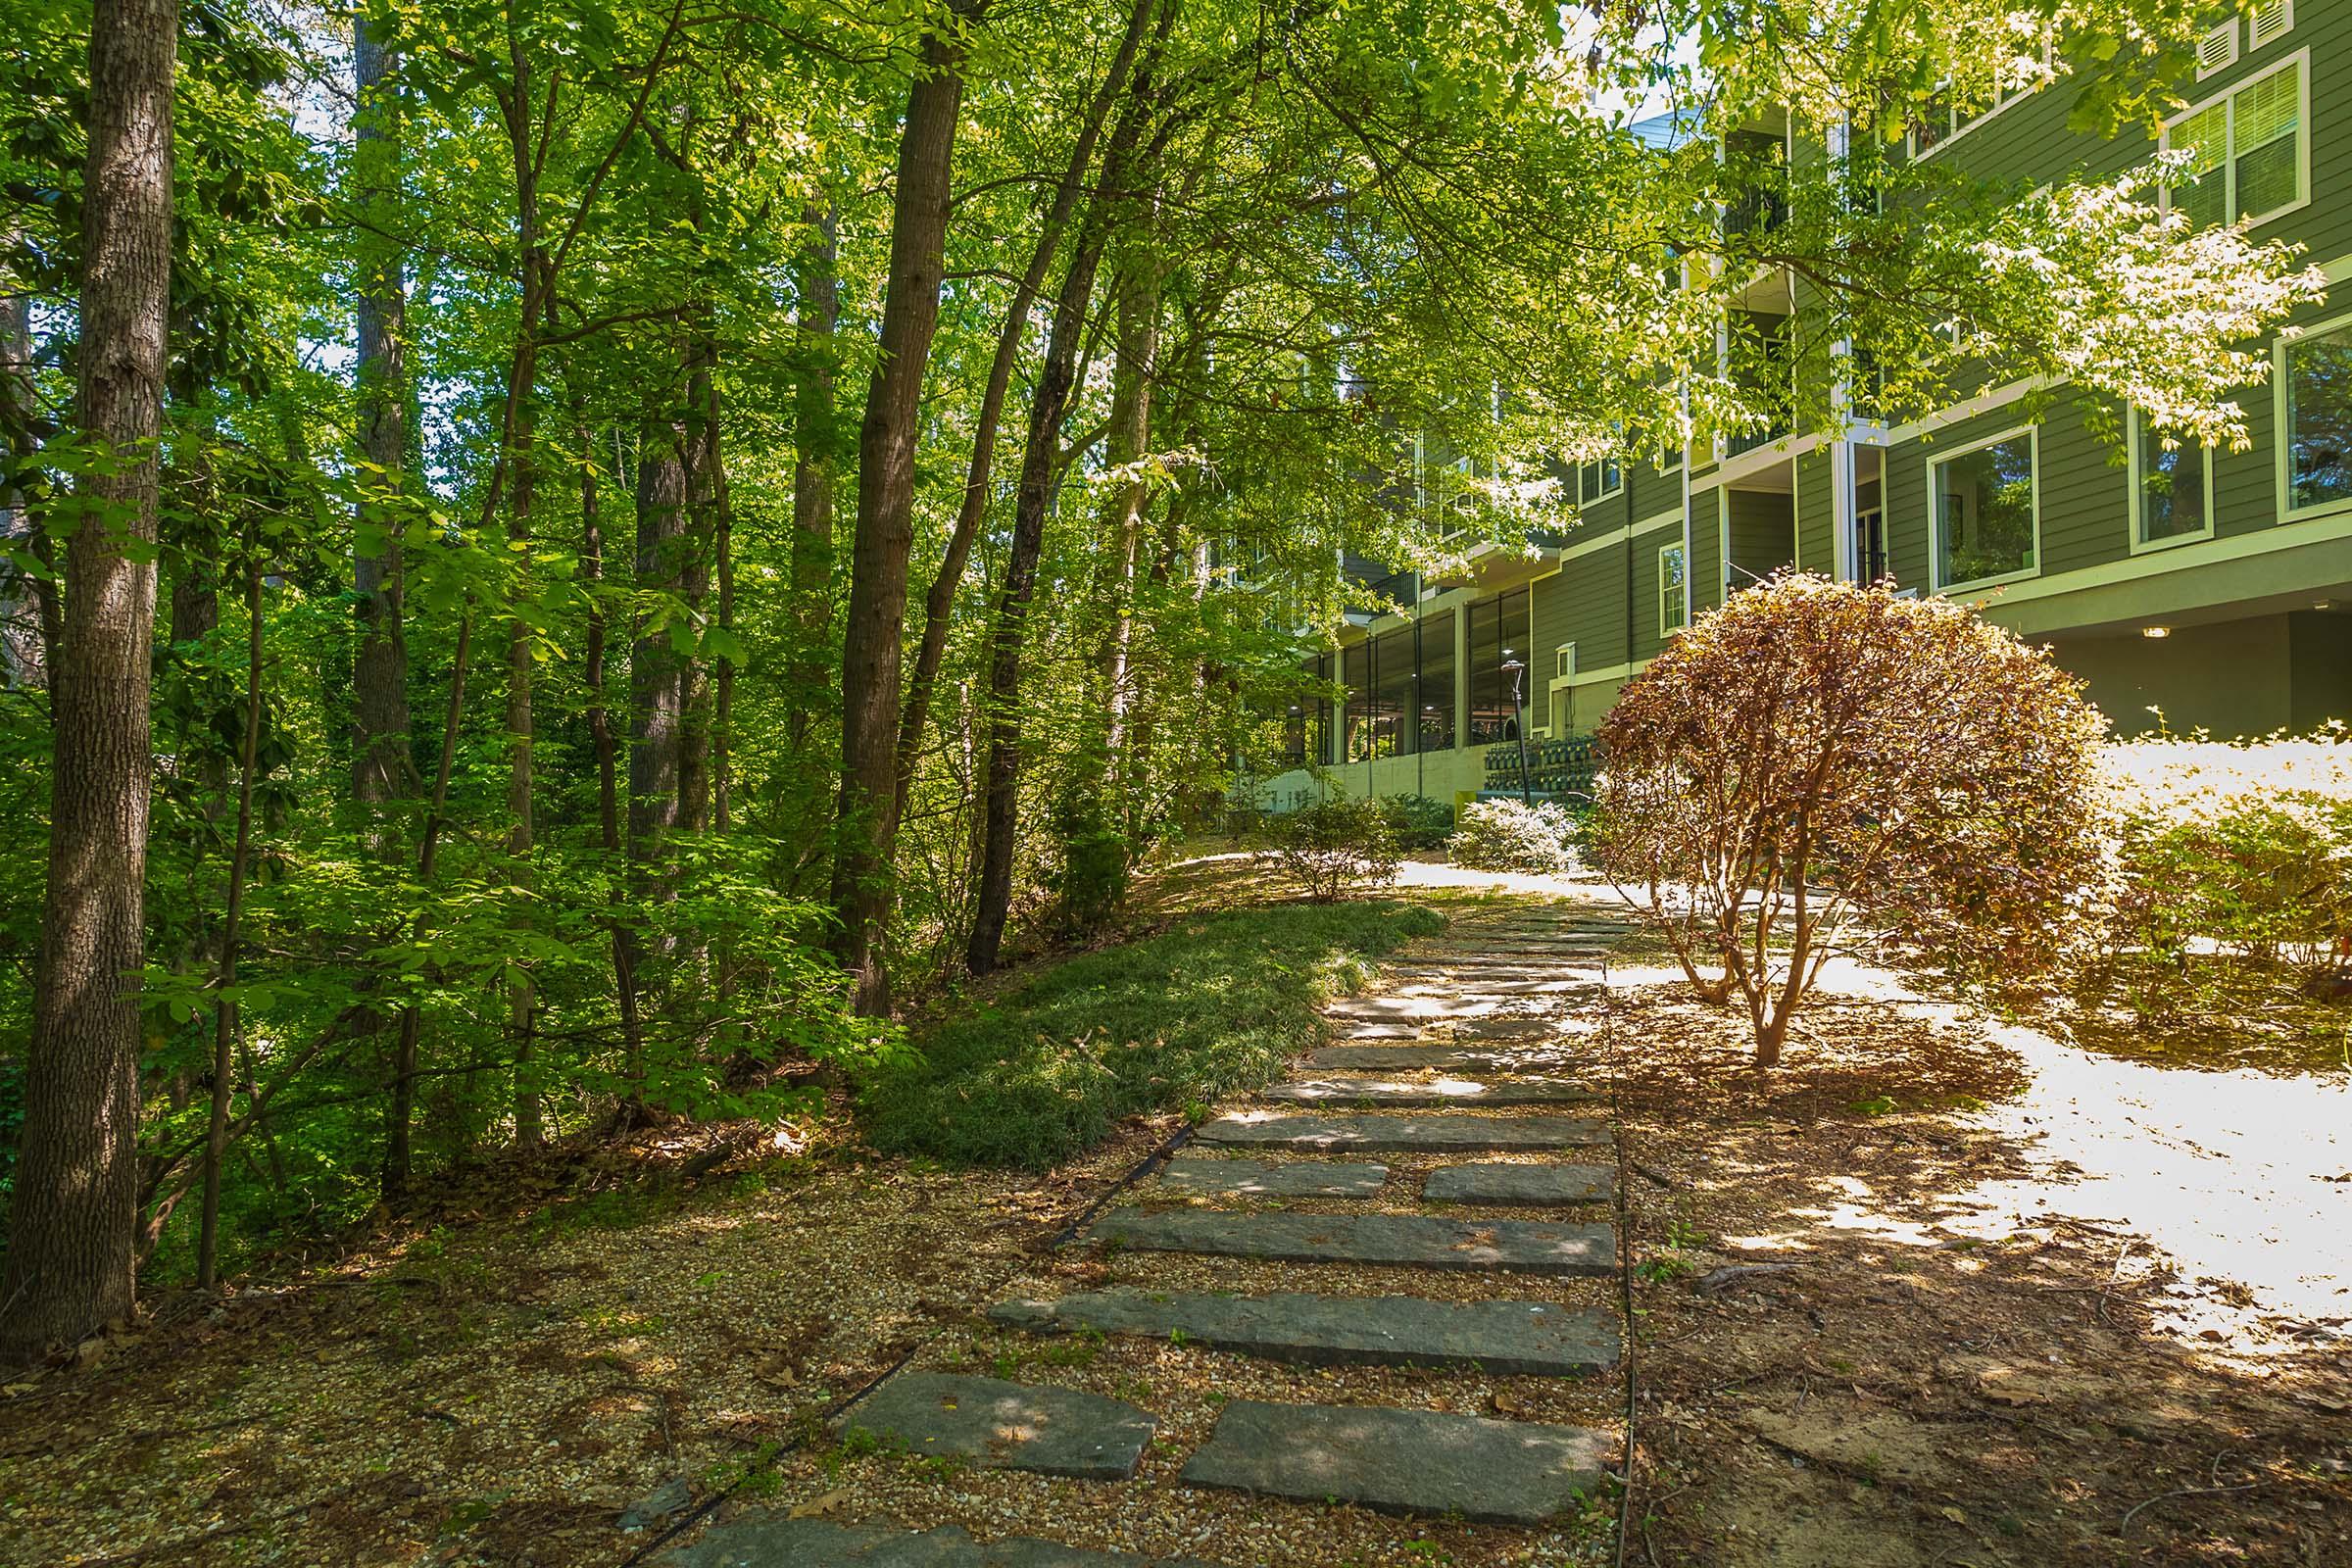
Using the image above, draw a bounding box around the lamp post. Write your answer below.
[1501,649,1532,806]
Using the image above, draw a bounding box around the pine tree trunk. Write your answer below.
[2,0,177,1359]
[351,17,412,841]
[832,8,979,1013]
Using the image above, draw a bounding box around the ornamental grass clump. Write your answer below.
[1591,573,2109,1066]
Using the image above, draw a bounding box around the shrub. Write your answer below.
[2093,734,2352,997]
[1046,788,1131,939]
[1381,794,1457,850]
[1256,795,1400,903]
[1591,573,2108,1066]
[1449,798,1579,873]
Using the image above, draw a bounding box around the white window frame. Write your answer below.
[1554,641,1578,680]
[1573,457,1623,508]
[2275,308,2352,523]
[1927,422,2041,594]
[1906,39,2054,160]
[2126,407,2217,555]
[1657,542,1690,635]
[2160,49,2311,231]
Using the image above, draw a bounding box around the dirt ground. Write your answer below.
[1601,960,2352,1567]
[4,873,2349,1567]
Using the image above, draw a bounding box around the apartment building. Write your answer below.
[1263,1,2352,809]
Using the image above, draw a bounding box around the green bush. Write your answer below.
[858,902,1446,1166]
[1047,788,1131,939]
[2111,789,2352,977]
[1380,794,1457,850]
[1449,798,1579,872]
[1256,795,1401,902]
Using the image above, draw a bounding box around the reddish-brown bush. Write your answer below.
[1591,573,2108,1065]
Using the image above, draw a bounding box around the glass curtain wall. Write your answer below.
[1466,589,1531,746]
[1416,612,1455,754]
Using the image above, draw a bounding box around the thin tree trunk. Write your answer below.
[893,0,1155,824]
[832,3,982,1013]
[197,554,264,1290]
[628,419,690,1054]
[1095,249,1160,782]
[965,26,1167,974]
[0,265,49,689]
[501,74,546,1148]
[580,429,646,1088]
[786,205,838,758]
[2,0,177,1358]
[351,16,412,842]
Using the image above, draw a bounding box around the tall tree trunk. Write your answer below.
[2,0,177,1359]
[785,205,838,758]
[580,429,646,1088]
[351,16,412,843]
[196,553,263,1290]
[0,264,50,689]
[893,0,1156,825]
[501,74,546,1148]
[1095,249,1161,786]
[627,418,690,1060]
[832,5,981,1013]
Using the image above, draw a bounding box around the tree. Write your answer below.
[3,0,177,1357]
[1590,574,2110,1066]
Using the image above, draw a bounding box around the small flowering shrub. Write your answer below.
[1591,573,2109,1066]
[1448,799,1579,873]
[1256,796,1400,903]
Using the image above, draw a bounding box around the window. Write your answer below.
[1907,40,2050,156]
[1554,642,1578,681]
[1658,437,1684,474]
[1465,589,1531,746]
[2163,55,2306,229]
[2131,412,2214,548]
[1416,612,1455,753]
[1573,457,1621,508]
[1931,428,2037,588]
[1313,654,1333,765]
[1657,543,1690,635]
[2284,318,2352,514]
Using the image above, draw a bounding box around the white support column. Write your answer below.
[1826,117,1861,584]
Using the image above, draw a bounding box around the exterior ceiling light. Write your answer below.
[2141,625,2172,639]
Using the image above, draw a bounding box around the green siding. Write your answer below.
[1796,451,1835,573]
[1689,494,1723,612]
[1726,488,1794,587]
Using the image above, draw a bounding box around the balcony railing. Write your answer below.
[1483,735,1603,800]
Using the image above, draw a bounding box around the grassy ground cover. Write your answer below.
[858,900,1446,1167]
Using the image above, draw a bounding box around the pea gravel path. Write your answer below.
[671,903,1631,1566]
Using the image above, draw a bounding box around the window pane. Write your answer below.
[1935,434,2036,584]
[1342,642,1374,760]
[1466,591,1529,746]
[1314,655,1332,765]
[1416,612,1455,754]
[2288,323,2352,512]
[1659,545,1689,633]
[2136,418,2208,542]
[2172,103,2228,229]
[1373,627,1412,759]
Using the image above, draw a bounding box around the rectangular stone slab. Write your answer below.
[1331,1020,1422,1040]
[1259,1074,1597,1107]
[836,1373,1153,1481]
[1179,1400,1614,1525]
[1303,1044,1588,1072]
[666,1518,1220,1566]
[1423,1161,1616,1206]
[988,1287,1619,1376]
[1157,1155,1389,1197]
[1196,1111,1607,1152]
[1086,1208,1616,1276]
[1322,998,1503,1021]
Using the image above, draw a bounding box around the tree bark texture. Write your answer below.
[831,10,977,1013]
[786,205,839,758]
[351,17,413,839]
[3,0,178,1358]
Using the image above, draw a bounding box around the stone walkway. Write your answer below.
[672,905,1628,1567]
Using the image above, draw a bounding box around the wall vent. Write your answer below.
[2250,0,2292,50]
[2196,20,2239,76]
